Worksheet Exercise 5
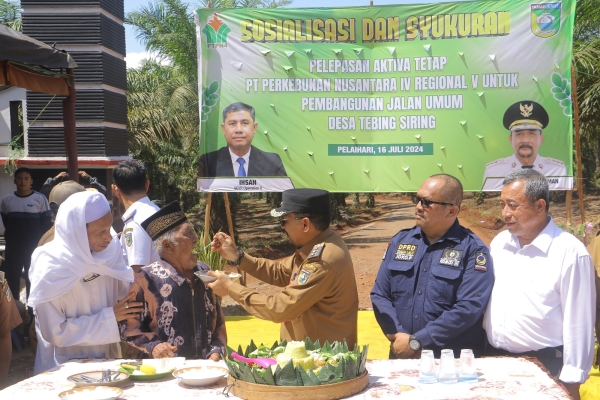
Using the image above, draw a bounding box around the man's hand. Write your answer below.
[208,352,221,361]
[211,232,239,262]
[113,292,144,322]
[386,332,417,359]
[78,170,90,180]
[207,271,233,297]
[562,382,580,400]
[55,171,67,180]
[152,342,178,358]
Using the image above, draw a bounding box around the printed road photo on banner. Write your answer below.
[194,0,575,193]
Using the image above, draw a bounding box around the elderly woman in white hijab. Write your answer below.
[28,191,140,374]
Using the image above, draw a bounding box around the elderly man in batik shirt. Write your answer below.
[120,201,226,360]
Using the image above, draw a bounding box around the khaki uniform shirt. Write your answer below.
[1,280,22,335]
[228,227,359,348]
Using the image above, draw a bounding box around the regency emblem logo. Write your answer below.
[531,2,561,38]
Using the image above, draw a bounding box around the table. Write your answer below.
[1,357,570,399]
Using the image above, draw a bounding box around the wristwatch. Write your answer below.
[408,335,421,351]
[226,249,245,266]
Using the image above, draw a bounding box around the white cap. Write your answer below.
[84,192,110,223]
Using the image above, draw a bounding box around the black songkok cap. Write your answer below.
[503,100,549,131]
[270,188,330,217]
[142,201,187,241]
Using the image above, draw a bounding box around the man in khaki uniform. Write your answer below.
[209,188,359,347]
[1,277,23,388]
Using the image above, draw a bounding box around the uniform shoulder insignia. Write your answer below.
[307,243,325,260]
[125,227,133,247]
[123,208,137,223]
[544,157,565,165]
[485,157,507,167]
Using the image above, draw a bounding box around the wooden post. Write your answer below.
[224,193,236,246]
[565,191,572,226]
[224,193,245,286]
[570,68,586,239]
[62,68,79,183]
[203,193,212,247]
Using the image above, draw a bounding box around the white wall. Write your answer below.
[0,170,16,235]
[0,87,27,157]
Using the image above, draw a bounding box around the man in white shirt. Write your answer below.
[28,192,140,374]
[483,169,596,399]
[112,160,160,273]
[482,100,570,191]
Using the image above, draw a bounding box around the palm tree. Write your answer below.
[572,0,600,187]
[126,0,292,235]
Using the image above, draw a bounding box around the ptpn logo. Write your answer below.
[531,2,561,38]
[203,13,231,48]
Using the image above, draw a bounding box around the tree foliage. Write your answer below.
[572,0,600,187]
[0,0,21,31]
[126,0,292,235]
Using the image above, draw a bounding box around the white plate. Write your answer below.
[195,271,242,283]
[58,386,123,400]
[173,366,228,387]
[67,370,129,387]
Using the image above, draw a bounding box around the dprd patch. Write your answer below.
[297,269,311,285]
[394,243,418,262]
[474,252,488,271]
[438,248,464,268]
[125,228,133,247]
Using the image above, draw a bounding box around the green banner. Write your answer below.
[195,0,575,192]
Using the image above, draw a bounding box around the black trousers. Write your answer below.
[1,246,35,301]
[485,345,564,378]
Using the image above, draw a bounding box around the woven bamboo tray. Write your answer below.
[226,371,369,400]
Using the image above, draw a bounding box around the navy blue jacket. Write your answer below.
[370,219,494,357]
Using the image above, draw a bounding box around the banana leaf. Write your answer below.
[307,369,322,386]
[275,360,298,386]
[240,363,256,384]
[316,364,336,383]
[290,366,314,386]
[359,345,369,375]
[261,366,276,386]
[344,355,357,381]
[246,339,258,357]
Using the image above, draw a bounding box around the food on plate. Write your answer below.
[140,365,157,375]
[225,338,368,386]
[275,341,315,370]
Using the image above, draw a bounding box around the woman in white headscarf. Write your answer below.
[28,191,138,374]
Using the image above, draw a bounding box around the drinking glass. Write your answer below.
[418,350,437,384]
[458,349,478,382]
[438,349,458,384]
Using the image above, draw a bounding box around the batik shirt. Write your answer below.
[120,260,226,359]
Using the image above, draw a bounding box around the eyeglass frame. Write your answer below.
[279,216,303,227]
[412,195,456,208]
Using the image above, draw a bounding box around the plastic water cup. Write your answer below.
[438,349,458,384]
[458,349,478,382]
[418,350,437,384]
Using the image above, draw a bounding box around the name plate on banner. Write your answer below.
[483,176,573,191]
[197,178,295,192]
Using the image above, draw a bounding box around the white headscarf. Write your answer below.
[28,191,133,307]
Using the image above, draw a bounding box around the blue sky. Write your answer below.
[124,0,437,67]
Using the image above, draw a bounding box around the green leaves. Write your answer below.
[550,72,572,116]
[224,338,369,386]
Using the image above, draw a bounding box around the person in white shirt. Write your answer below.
[483,169,596,399]
[112,160,160,273]
[28,191,141,374]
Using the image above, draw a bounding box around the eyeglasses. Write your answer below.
[279,216,302,227]
[412,195,455,208]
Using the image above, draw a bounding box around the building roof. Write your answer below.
[0,24,77,69]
